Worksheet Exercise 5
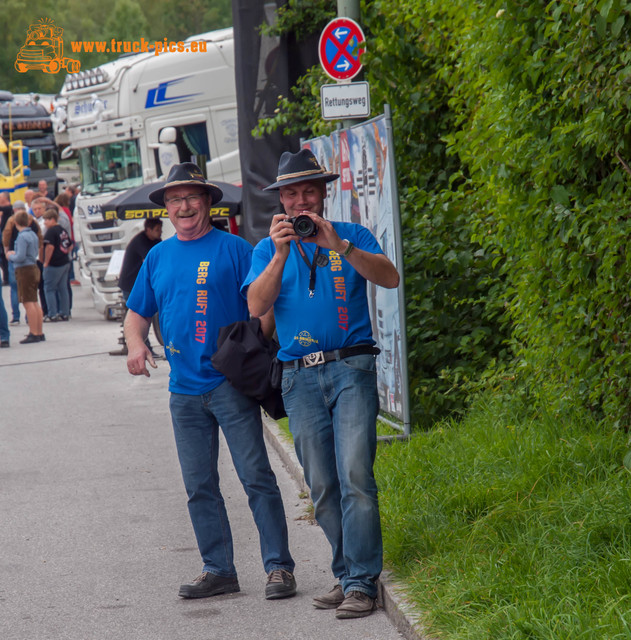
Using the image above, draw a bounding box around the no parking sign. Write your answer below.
[318,17,366,81]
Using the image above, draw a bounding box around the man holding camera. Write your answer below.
[244,149,399,619]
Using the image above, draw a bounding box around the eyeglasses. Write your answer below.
[164,194,204,208]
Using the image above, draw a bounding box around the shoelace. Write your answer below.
[267,569,288,583]
[346,590,371,602]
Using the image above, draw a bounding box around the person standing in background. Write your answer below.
[42,209,73,322]
[2,201,43,326]
[7,210,45,344]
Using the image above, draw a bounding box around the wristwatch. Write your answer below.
[342,239,354,257]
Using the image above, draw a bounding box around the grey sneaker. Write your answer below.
[265,569,297,599]
[178,572,240,599]
[313,583,344,609]
[335,590,377,619]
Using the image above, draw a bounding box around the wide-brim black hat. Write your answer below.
[263,149,339,191]
[149,162,224,206]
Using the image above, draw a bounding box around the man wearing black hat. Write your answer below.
[243,149,400,619]
[124,162,296,601]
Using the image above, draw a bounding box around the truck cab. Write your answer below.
[0,93,59,197]
[0,136,30,203]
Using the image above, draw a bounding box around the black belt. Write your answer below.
[283,344,380,369]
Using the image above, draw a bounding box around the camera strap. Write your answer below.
[294,242,327,298]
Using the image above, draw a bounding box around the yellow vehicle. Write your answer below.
[0,138,30,203]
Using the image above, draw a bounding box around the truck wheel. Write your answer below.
[44,59,61,74]
[151,314,164,346]
[66,59,80,73]
[15,61,27,72]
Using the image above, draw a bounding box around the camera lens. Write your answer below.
[292,214,317,237]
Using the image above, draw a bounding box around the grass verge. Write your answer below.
[375,388,631,639]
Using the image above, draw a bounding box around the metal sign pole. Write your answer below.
[337,0,362,129]
[337,0,360,21]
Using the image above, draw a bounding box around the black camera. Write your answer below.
[289,214,318,238]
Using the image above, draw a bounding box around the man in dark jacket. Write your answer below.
[118,218,163,300]
[111,217,162,356]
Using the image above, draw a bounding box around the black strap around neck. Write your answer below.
[294,241,320,298]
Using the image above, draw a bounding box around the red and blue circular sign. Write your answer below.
[318,17,366,81]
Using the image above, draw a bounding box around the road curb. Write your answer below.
[261,414,429,640]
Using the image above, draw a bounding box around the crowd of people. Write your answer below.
[0,181,81,346]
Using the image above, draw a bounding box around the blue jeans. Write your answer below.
[281,353,382,598]
[44,263,70,317]
[0,290,9,342]
[8,262,19,321]
[169,381,294,577]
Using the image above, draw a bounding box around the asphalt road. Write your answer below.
[0,278,407,640]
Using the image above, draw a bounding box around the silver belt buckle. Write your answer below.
[302,350,325,368]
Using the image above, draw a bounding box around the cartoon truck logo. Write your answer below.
[15,18,80,75]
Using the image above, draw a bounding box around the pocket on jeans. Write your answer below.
[341,353,377,374]
[281,369,298,396]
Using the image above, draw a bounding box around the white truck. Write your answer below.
[57,28,240,318]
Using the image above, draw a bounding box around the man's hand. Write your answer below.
[298,213,345,254]
[269,213,298,257]
[124,309,156,377]
[126,344,157,377]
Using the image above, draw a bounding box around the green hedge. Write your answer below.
[439,0,631,427]
[257,0,631,428]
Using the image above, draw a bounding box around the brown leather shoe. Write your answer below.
[178,572,240,599]
[335,590,377,619]
[312,583,344,609]
[265,569,297,599]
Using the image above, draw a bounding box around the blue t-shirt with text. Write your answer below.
[243,221,382,361]
[127,229,252,394]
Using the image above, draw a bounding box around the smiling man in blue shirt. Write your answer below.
[124,163,296,602]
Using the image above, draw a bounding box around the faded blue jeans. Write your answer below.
[0,290,8,342]
[43,263,70,318]
[281,353,382,598]
[169,381,295,578]
[8,261,19,321]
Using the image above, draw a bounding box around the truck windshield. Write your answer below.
[29,148,56,171]
[78,140,142,195]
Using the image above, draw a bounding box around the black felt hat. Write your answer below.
[263,149,339,191]
[148,162,224,206]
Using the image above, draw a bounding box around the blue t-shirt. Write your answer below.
[242,221,382,361]
[127,229,252,394]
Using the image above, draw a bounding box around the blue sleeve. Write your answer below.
[352,224,384,255]
[126,257,158,318]
[241,237,273,296]
[234,237,253,298]
[10,236,26,263]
